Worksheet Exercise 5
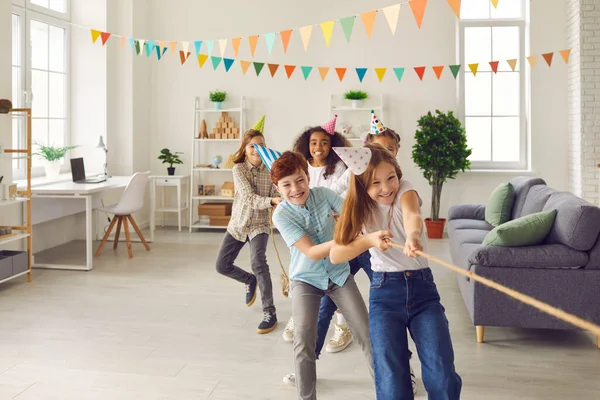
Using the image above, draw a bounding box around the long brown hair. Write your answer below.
[334,144,403,245]
[292,127,352,180]
[233,129,264,164]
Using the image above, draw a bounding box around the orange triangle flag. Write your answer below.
[468,63,479,76]
[280,30,293,53]
[559,49,571,64]
[120,36,126,50]
[410,0,428,29]
[414,66,426,80]
[542,52,554,67]
[159,40,165,50]
[432,66,444,80]
[507,59,518,71]
[91,29,101,43]
[491,0,499,8]
[197,54,209,68]
[361,10,377,39]
[527,55,538,68]
[489,61,499,73]
[240,60,252,75]
[375,68,387,82]
[284,65,296,79]
[232,38,241,57]
[100,32,111,46]
[179,51,191,65]
[447,0,461,19]
[318,67,330,81]
[268,63,280,77]
[169,41,177,55]
[335,68,347,81]
[248,35,259,58]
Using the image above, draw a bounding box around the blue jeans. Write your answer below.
[369,269,461,400]
[315,251,372,358]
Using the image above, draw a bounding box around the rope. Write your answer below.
[270,208,289,297]
[388,242,600,336]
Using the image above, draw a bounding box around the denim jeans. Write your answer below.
[369,268,461,400]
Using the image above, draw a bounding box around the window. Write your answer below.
[459,0,528,170]
[12,11,24,171]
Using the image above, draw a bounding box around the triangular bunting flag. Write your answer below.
[223,58,234,72]
[393,67,405,82]
[301,66,313,80]
[240,60,251,74]
[159,40,166,51]
[268,63,280,77]
[489,61,499,73]
[542,52,554,67]
[155,45,162,61]
[197,54,209,68]
[447,0,461,19]
[335,68,347,82]
[180,41,189,54]
[232,38,241,57]
[129,38,135,50]
[361,10,377,39]
[382,4,401,35]
[414,66,426,81]
[100,32,111,46]
[300,25,313,52]
[318,67,330,81]
[264,33,276,54]
[169,41,177,55]
[179,50,191,65]
[356,68,368,82]
[340,16,356,44]
[527,55,538,68]
[507,59,517,71]
[219,39,227,57]
[211,56,222,70]
[194,40,202,56]
[375,68,387,82]
[280,30,293,53]
[432,65,444,80]
[321,21,335,47]
[135,40,140,55]
[284,65,296,79]
[139,39,146,52]
[120,36,126,50]
[449,64,461,78]
[91,29,101,44]
[410,0,428,29]
[559,49,571,64]
[206,40,215,55]
[253,62,265,76]
[468,63,479,76]
[161,46,168,57]
[491,0,499,8]
[248,35,259,58]
[146,40,154,57]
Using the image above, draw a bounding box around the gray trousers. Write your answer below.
[215,232,275,314]
[292,275,374,400]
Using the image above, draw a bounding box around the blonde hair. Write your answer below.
[233,130,264,164]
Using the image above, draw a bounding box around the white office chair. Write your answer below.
[95,171,151,258]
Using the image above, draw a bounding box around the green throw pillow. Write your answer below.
[485,182,515,227]
[482,209,557,247]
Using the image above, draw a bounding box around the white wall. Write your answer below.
[0,0,11,180]
[148,0,569,222]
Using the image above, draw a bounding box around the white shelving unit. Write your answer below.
[189,96,246,231]
[329,94,385,143]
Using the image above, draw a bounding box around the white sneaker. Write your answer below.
[283,371,296,386]
[325,324,354,353]
[410,365,417,395]
[282,317,294,343]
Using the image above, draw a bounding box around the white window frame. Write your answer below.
[26,0,70,21]
[458,2,530,171]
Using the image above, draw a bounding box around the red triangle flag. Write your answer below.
[414,66,426,81]
[100,32,111,46]
[542,52,554,67]
[284,65,296,79]
[489,61,499,73]
[268,63,280,77]
[335,68,347,82]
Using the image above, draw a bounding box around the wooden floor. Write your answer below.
[0,228,599,399]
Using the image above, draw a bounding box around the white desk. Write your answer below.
[149,175,189,242]
[31,176,131,271]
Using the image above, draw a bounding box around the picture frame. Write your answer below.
[204,184,216,196]
[197,184,204,196]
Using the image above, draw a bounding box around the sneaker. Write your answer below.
[283,371,296,386]
[325,324,354,353]
[282,317,294,343]
[257,312,278,334]
[245,275,257,307]
[410,365,417,395]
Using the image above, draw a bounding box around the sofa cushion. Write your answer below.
[452,228,490,246]
[520,185,555,216]
[469,244,588,269]
[448,219,494,231]
[509,176,547,219]
[448,204,486,221]
[482,210,557,247]
[485,183,515,227]
[543,192,600,251]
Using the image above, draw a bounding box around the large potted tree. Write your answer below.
[411,110,471,239]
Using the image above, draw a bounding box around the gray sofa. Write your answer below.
[448,176,600,347]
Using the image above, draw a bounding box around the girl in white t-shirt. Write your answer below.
[330,144,462,400]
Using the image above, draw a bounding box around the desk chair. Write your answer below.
[95,171,151,258]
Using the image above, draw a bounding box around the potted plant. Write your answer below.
[33,143,79,179]
[411,110,472,239]
[344,90,368,109]
[209,90,227,110]
[158,148,183,175]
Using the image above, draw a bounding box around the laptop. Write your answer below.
[70,157,107,184]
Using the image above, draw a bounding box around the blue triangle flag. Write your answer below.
[355,68,367,82]
[223,58,234,72]
[194,40,202,55]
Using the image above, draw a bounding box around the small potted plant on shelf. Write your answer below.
[158,148,184,175]
[344,90,368,109]
[411,110,471,239]
[209,90,227,110]
[33,143,79,179]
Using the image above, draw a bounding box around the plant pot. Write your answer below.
[212,101,223,110]
[44,160,61,179]
[351,99,363,109]
[425,218,446,239]
[167,167,175,176]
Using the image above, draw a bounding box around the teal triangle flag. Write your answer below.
[355,68,367,82]
[156,45,161,60]
[223,58,234,72]
[129,38,135,50]
[253,62,265,76]
[449,65,461,79]
[393,67,405,82]
[145,40,154,57]
[340,16,356,44]
[211,56,222,70]
[194,40,202,55]
[206,40,214,55]
[162,46,168,56]
[301,66,313,80]
[264,32,276,54]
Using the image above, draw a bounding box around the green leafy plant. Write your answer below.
[33,143,78,162]
[344,90,368,101]
[411,110,472,221]
[209,90,227,103]
[158,148,184,168]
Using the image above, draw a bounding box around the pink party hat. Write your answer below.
[370,110,387,135]
[321,114,338,135]
[332,147,372,176]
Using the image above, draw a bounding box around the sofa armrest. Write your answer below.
[448,204,486,221]
[468,244,589,269]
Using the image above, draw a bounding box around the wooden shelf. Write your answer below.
[192,196,234,201]
[0,198,29,208]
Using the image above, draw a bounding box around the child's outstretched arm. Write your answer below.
[330,230,392,264]
[294,236,335,261]
[233,166,278,209]
[400,190,424,258]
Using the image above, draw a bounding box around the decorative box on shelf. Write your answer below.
[210,215,231,226]
[198,202,232,217]
[221,182,234,197]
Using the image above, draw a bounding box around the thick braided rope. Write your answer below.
[388,242,600,336]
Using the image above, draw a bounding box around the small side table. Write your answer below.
[149,175,190,241]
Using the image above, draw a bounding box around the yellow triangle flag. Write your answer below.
[527,55,538,68]
[300,25,313,52]
[219,39,227,57]
[197,54,208,68]
[91,29,102,44]
[507,59,518,71]
[240,60,252,75]
[559,49,571,64]
[491,0,499,8]
[468,63,479,76]
[447,0,461,19]
[375,68,387,82]
[318,67,330,81]
[361,10,377,39]
[320,21,335,47]
[382,4,401,35]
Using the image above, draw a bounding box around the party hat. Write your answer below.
[321,114,338,135]
[252,115,266,133]
[254,144,282,171]
[332,147,372,176]
[370,110,387,135]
